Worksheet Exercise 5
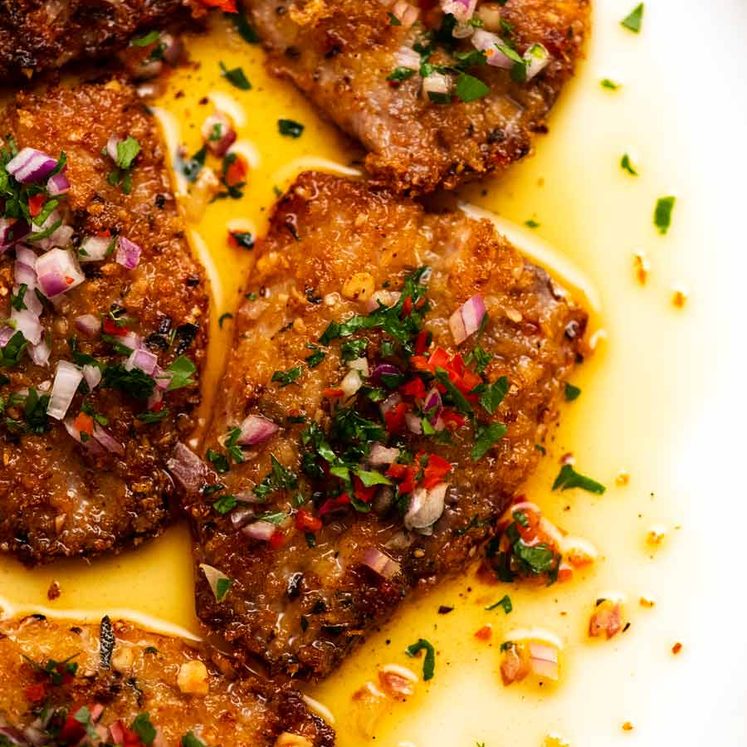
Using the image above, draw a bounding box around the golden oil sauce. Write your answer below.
[2,3,745,744]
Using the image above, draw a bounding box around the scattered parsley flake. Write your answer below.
[388,11,402,25]
[218,312,233,328]
[654,196,676,235]
[167,355,196,391]
[621,153,638,175]
[232,13,260,44]
[564,382,582,401]
[116,137,141,170]
[480,376,509,415]
[621,3,644,33]
[272,366,303,387]
[131,713,156,746]
[552,464,606,494]
[132,30,160,47]
[601,78,621,90]
[220,61,252,90]
[406,638,436,681]
[278,119,305,138]
[455,72,490,103]
[213,494,238,514]
[525,218,540,229]
[486,594,513,614]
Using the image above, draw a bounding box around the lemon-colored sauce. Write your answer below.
[1,3,744,745]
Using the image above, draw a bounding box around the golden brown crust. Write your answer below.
[0,81,209,564]
[245,0,590,193]
[0,0,205,80]
[0,615,335,746]
[186,172,587,679]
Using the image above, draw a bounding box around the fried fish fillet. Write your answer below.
[0,80,209,564]
[183,172,587,679]
[0,0,204,80]
[0,615,334,746]
[244,0,590,193]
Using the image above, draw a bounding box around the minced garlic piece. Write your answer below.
[177,660,210,695]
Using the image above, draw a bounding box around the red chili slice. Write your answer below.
[295,509,322,532]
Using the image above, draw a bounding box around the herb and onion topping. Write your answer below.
[0,136,199,447]
[385,3,552,106]
[206,267,511,559]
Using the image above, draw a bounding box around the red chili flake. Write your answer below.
[400,377,426,399]
[224,154,248,187]
[27,194,46,218]
[24,682,47,703]
[199,0,237,11]
[73,412,94,437]
[352,476,377,504]
[474,625,493,641]
[322,387,345,399]
[318,494,351,518]
[269,530,286,551]
[58,712,87,744]
[384,401,408,433]
[102,318,129,337]
[440,410,466,430]
[672,642,683,655]
[414,329,431,355]
[423,454,452,489]
[295,509,322,532]
[401,296,413,317]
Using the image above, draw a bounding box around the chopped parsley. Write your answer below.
[467,346,492,374]
[182,145,207,182]
[388,11,402,25]
[486,594,513,614]
[167,355,197,391]
[564,382,582,402]
[182,733,207,747]
[232,12,260,44]
[102,364,156,400]
[278,119,305,138]
[220,61,252,90]
[132,713,157,746]
[131,30,160,47]
[406,638,436,681]
[253,455,298,500]
[479,376,509,415]
[305,344,326,368]
[230,230,255,249]
[206,448,230,474]
[654,196,676,235]
[218,312,233,328]
[601,78,621,90]
[525,218,540,229]
[213,494,238,514]
[621,3,644,33]
[10,283,27,311]
[620,153,638,175]
[387,66,416,83]
[272,366,303,387]
[136,409,170,424]
[471,422,507,461]
[222,426,245,464]
[107,136,141,194]
[552,464,606,494]
[455,72,490,103]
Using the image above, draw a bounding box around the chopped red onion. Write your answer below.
[237,414,279,446]
[361,546,401,580]
[395,46,421,71]
[125,347,158,375]
[6,147,58,184]
[347,357,369,376]
[119,331,142,353]
[46,171,70,196]
[404,483,448,531]
[524,43,550,81]
[201,112,237,157]
[153,365,173,390]
[242,520,276,541]
[30,339,51,367]
[405,412,423,434]
[199,563,232,601]
[74,314,101,337]
[106,135,121,163]
[167,442,210,494]
[92,423,125,455]
[0,326,14,347]
[471,29,515,69]
[35,248,85,298]
[372,363,401,383]
[63,417,104,455]
[422,72,452,101]
[449,294,486,345]
[340,368,363,398]
[383,0,420,27]
[34,222,74,252]
[422,388,443,423]
[116,236,142,270]
[366,290,400,312]
[10,307,42,345]
[78,235,112,263]
[230,506,255,529]
[15,245,37,268]
[82,364,102,390]
[0,218,30,250]
[47,360,83,420]
[528,641,560,680]
[441,0,477,23]
[14,260,37,288]
[368,443,401,466]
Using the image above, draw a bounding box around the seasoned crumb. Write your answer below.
[622,722,634,732]
[646,527,667,546]
[474,625,493,642]
[46,580,61,601]
[672,642,683,655]
[639,596,656,608]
